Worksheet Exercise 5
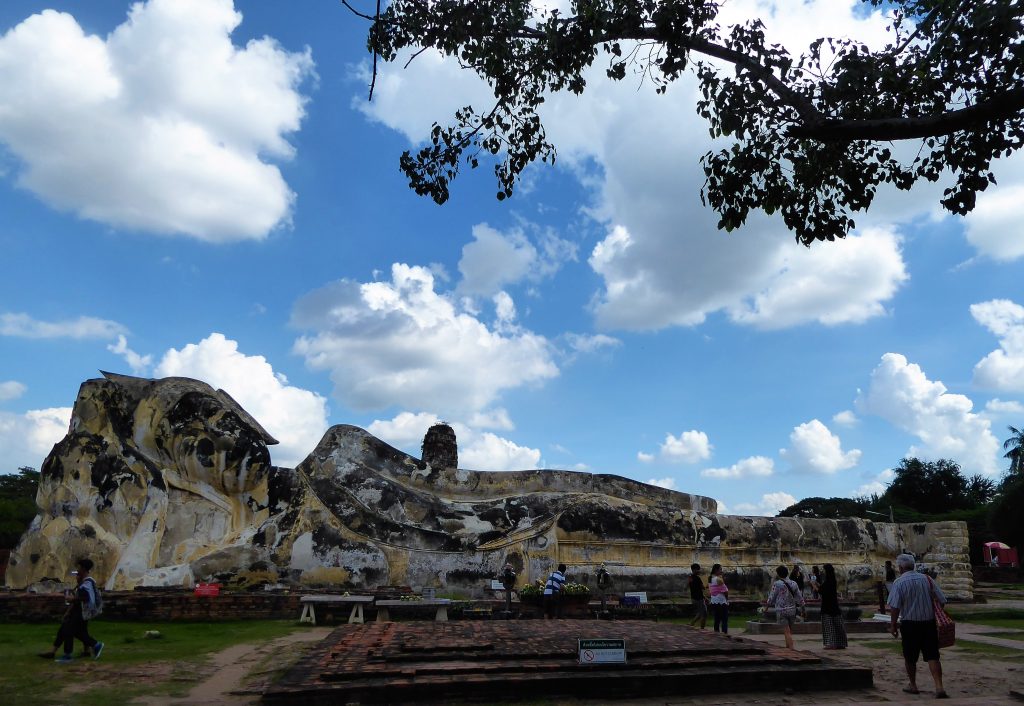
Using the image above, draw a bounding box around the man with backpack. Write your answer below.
[39,558,104,662]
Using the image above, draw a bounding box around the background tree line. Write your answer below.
[779,426,1024,564]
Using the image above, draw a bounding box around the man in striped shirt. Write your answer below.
[887,553,948,698]
[543,564,567,619]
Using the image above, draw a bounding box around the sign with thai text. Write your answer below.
[578,638,626,664]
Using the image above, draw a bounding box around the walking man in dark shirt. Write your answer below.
[688,563,708,629]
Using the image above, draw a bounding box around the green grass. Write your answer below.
[944,608,1024,631]
[862,637,1022,660]
[950,640,1023,658]
[0,620,308,706]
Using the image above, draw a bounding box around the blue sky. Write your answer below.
[1,0,1022,516]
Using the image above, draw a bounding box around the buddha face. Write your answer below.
[146,390,272,495]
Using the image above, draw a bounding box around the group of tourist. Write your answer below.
[760,554,949,698]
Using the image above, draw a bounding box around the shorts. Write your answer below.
[692,599,707,618]
[776,608,798,627]
[900,619,940,663]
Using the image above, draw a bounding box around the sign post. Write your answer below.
[578,638,627,664]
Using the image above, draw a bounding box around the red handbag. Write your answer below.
[928,576,955,648]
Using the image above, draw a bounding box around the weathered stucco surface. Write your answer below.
[7,374,972,599]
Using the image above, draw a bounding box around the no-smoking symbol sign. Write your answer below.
[582,649,595,662]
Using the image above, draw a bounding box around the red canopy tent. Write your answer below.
[983,541,1019,567]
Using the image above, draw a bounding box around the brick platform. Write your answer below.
[263,620,872,704]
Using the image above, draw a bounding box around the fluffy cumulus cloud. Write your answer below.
[857,353,1001,474]
[457,224,577,297]
[962,154,1024,261]
[645,477,677,490]
[107,335,153,375]
[461,432,542,471]
[1,312,126,339]
[641,430,712,465]
[0,380,27,401]
[355,1,919,334]
[0,0,313,241]
[701,455,774,479]
[971,299,1024,392]
[0,407,72,469]
[986,399,1024,416]
[154,333,328,467]
[779,419,861,474]
[733,492,797,517]
[292,264,559,415]
[367,411,541,471]
[852,468,894,497]
[832,410,858,427]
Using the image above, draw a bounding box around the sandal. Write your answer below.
[902,686,920,694]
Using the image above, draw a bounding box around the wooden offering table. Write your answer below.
[299,594,375,625]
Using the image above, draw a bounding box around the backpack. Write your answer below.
[81,577,103,620]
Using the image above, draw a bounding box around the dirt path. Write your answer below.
[137,627,331,706]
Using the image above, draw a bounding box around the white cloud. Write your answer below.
[727,229,908,330]
[154,333,329,467]
[645,477,676,490]
[1,312,126,339]
[367,411,540,471]
[852,468,894,498]
[107,335,153,375]
[457,223,579,297]
[356,1,916,336]
[562,333,621,355]
[0,407,72,469]
[962,153,1024,261]
[367,411,440,449]
[856,353,1000,474]
[493,291,518,328]
[780,419,861,474]
[832,410,858,427]
[0,0,313,241]
[461,431,541,471]
[291,264,559,415]
[467,408,515,431]
[458,225,536,296]
[971,299,1024,392]
[0,381,27,401]
[701,455,774,479]
[733,492,797,517]
[637,451,655,463]
[986,399,1024,416]
[649,430,713,464]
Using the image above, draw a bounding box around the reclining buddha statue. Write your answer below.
[6,373,972,599]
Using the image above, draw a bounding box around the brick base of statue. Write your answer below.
[263,620,872,704]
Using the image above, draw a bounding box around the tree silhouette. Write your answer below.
[359,0,1024,244]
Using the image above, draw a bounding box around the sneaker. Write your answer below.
[92,642,104,660]
[37,651,55,659]
[55,654,74,664]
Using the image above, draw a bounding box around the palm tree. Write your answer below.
[1003,425,1024,475]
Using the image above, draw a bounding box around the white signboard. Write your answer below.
[623,591,648,604]
[490,580,506,590]
[578,638,627,664]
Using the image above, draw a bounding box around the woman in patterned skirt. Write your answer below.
[820,563,848,649]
